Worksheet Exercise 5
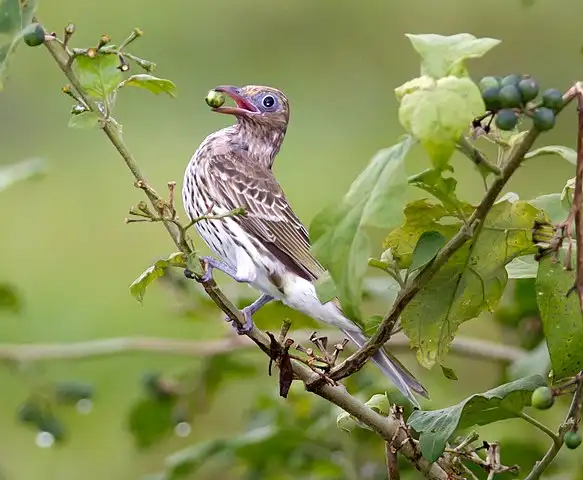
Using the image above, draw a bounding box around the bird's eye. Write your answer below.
[262,95,276,109]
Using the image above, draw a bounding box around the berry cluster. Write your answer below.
[474,74,563,132]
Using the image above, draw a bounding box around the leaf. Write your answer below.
[310,136,413,320]
[536,252,583,380]
[408,230,446,274]
[119,74,177,97]
[409,167,467,215]
[163,438,230,479]
[128,397,176,449]
[130,253,186,303]
[72,53,123,99]
[505,255,538,279]
[561,177,576,212]
[0,0,38,91]
[524,145,577,165]
[508,341,550,381]
[407,375,547,461]
[385,199,545,367]
[364,314,383,336]
[440,365,458,380]
[0,283,21,313]
[197,354,257,405]
[365,393,390,415]
[313,271,337,304]
[529,193,569,225]
[0,157,46,193]
[68,111,100,129]
[405,33,501,78]
[397,76,485,168]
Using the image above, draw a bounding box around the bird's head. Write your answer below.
[210,85,290,131]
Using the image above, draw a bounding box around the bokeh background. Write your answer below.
[1,0,583,478]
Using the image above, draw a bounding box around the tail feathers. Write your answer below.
[341,329,428,409]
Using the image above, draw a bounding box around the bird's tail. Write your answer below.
[340,329,428,409]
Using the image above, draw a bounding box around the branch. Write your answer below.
[456,136,501,176]
[0,333,526,363]
[330,86,580,381]
[573,87,583,310]
[38,22,450,478]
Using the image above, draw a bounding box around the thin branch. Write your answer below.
[516,411,560,444]
[457,137,502,175]
[385,439,401,480]
[573,87,583,310]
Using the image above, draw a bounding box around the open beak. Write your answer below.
[212,85,259,116]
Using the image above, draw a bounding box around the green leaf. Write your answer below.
[561,177,576,212]
[197,354,257,405]
[385,199,545,367]
[536,252,583,380]
[163,438,230,479]
[364,314,383,336]
[128,397,176,449]
[408,230,446,274]
[119,74,177,97]
[313,271,337,304]
[0,0,38,91]
[68,111,100,129]
[405,33,501,78]
[0,157,46,193]
[0,283,21,313]
[310,136,413,320]
[72,53,123,99]
[529,193,568,224]
[508,341,550,381]
[130,253,186,303]
[505,255,538,279]
[408,375,547,462]
[409,167,467,215]
[440,365,458,380]
[365,393,390,415]
[524,145,577,165]
[397,76,485,168]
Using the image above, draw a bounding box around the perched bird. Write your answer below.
[182,85,428,407]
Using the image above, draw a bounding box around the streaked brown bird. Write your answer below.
[182,85,428,407]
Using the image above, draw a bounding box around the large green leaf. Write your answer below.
[0,0,38,90]
[396,76,484,168]
[309,136,413,320]
[385,198,544,367]
[0,157,46,193]
[407,375,547,462]
[72,53,123,100]
[405,33,501,78]
[536,252,583,380]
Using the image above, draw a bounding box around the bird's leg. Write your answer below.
[184,256,248,283]
[227,294,274,335]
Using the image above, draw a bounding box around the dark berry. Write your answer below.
[17,402,44,424]
[531,386,554,409]
[495,109,518,131]
[517,78,539,102]
[482,87,501,111]
[499,85,523,108]
[478,76,500,92]
[532,107,556,131]
[541,89,564,112]
[501,74,522,87]
[22,23,45,47]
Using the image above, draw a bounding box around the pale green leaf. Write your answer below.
[313,271,337,304]
[385,199,545,367]
[130,253,187,303]
[561,177,576,212]
[73,53,123,99]
[505,255,538,279]
[524,145,577,165]
[409,167,468,215]
[310,136,413,320]
[0,157,46,193]
[408,375,546,462]
[536,251,583,380]
[365,393,390,415]
[405,33,501,78]
[408,230,446,274]
[397,76,484,168]
[529,193,569,224]
[68,111,100,129]
[508,341,550,381]
[119,74,177,98]
[0,0,38,91]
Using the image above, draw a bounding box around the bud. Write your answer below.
[64,23,75,35]
[97,34,111,50]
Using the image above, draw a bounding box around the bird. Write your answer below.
[182,84,428,407]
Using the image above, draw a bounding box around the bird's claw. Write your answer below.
[225,307,255,335]
[183,258,214,283]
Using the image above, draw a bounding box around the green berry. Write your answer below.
[564,430,582,450]
[531,386,554,410]
[532,107,556,131]
[17,402,44,424]
[482,87,501,111]
[205,90,225,108]
[22,23,45,47]
[499,85,523,108]
[495,109,518,131]
[517,78,539,102]
[541,89,564,112]
[478,76,500,92]
[55,381,94,404]
[37,415,65,442]
[501,74,522,87]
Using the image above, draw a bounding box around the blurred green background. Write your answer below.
[1,0,583,478]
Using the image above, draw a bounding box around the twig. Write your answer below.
[573,87,583,310]
[385,439,400,480]
[457,137,502,175]
[516,411,560,444]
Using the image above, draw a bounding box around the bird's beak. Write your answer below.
[212,85,260,116]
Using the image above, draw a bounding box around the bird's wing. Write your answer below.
[206,152,325,281]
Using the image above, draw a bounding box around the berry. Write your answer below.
[17,402,44,424]
[37,416,65,442]
[205,90,225,108]
[564,430,582,450]
[501,74,523,87]
[532,107,556,131]
[499,85,523,108]
[518,78,539,102]
[482,87,501,111]
[478,76,500,92]
[531,386,554,410]
[55,382,94,404]
[541,89,564,112]
[22,23,45,47]
[495,109,518,131]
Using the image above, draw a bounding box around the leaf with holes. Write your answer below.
[408,375,547,461]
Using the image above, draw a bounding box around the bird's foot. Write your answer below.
[227,306,256,335]
[184,256,239,283]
